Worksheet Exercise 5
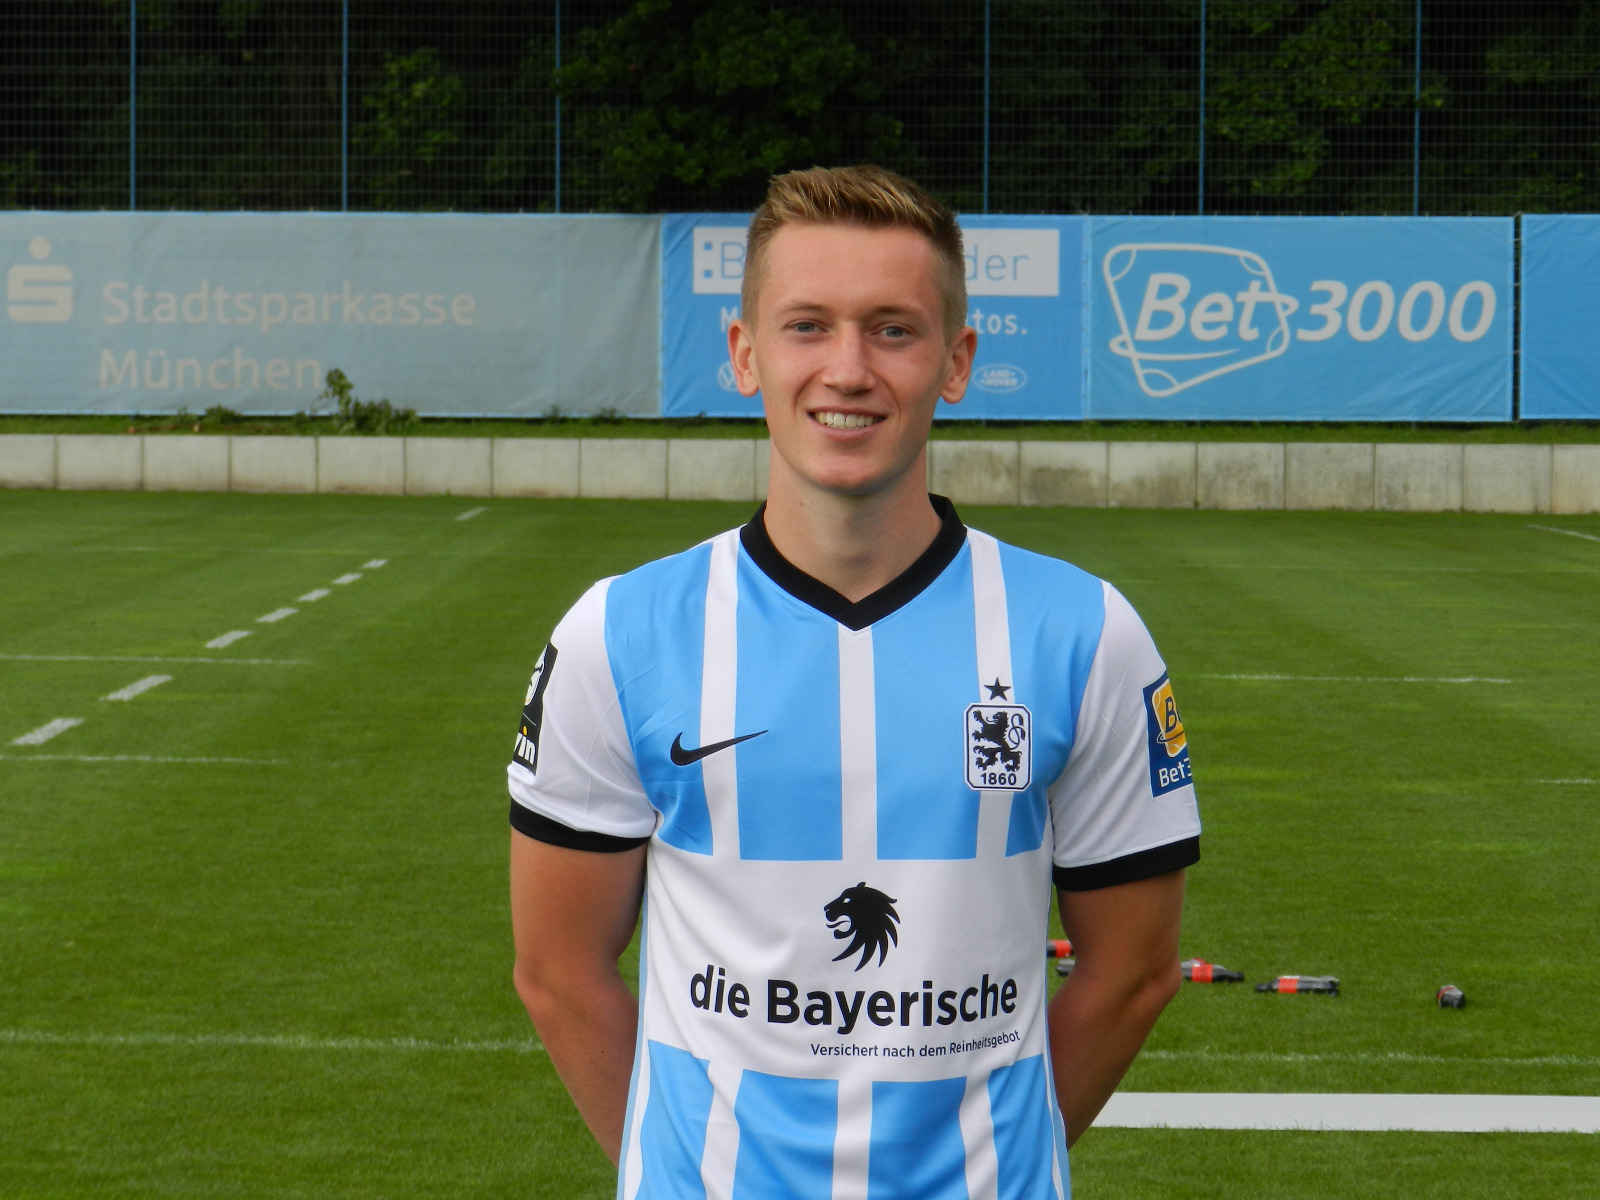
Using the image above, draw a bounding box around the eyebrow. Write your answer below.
[774,301,931,324]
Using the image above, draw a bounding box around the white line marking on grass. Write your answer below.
[205,631,252,649]
[10,718,84,746]
[332,573,361,585]
[1098,1092,1600,1133]
[0,754,287,765]
[297,588,331,603]
[362,559,386,568]
[256,607,298,624]
[1142,1049,1600,1069]
[1529,524,1600,545]
[1199,674,1516,684]
[1537,778,1597,785]
[0,654,300,665]
[0,1028,542,1055]
[103,675,172,702]
[455,507,487,521]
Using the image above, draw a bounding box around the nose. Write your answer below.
[819,325,874,394]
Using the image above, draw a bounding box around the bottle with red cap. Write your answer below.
[1181,957,1244,983]
[1256,975,1339,995]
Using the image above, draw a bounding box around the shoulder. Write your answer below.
[971,526,1114,642]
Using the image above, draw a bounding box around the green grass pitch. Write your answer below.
[1,489,1597,1198]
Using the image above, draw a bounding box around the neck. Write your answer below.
[760,451,942,602]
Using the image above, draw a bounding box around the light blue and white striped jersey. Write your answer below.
[509,498,1200,1200]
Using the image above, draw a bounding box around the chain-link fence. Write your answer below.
[3,1,1595,216]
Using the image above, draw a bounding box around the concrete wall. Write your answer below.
[143,435,230,492]
[1285,443,1374,510]
[1376,444,1462,512]
[231,436,316,494]
[1109,442,1196,508]
[667,439,758,502]
[1197,443,1284,510]
[404,437,493,497]
[0,434,56,489]
[4,433,1597,513]
[1020,442,1108,507]
[1553,445,1600,516]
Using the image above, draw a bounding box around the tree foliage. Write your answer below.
[553,0,899,211]
[1,0,1595,215]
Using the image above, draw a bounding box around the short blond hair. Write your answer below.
[741,165,967,339]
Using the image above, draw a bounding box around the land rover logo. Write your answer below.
[974,363,1027,394]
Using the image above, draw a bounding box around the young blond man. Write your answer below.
[510,165,1199,1198]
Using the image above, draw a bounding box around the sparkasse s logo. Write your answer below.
[7,236,73,323]
[1102,241,1498,398]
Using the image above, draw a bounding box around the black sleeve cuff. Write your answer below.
[510,801,650,853]
[1053,836,1199,892]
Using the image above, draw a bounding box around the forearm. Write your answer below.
[509,833,647,1166]
[516,963,639,1164]
[1048,871,1187,1146]
[1047,957,1180,1145]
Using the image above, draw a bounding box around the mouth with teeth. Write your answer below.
[813,411,883,430]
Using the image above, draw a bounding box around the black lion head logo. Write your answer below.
[823,882,900,971]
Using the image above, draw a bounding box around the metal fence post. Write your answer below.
[1413,0,1422,215]
[982,0,991,214]
[341,0,349,211]
[129,0,137,210]
[1198,0,1207,215]
[554,0,563,214]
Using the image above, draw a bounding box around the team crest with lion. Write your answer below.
[964,702,1031,791]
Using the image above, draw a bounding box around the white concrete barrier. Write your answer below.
[1197,443,1283,510]
[754,439,771,502]
[929,441,1020,506]
[1376,443,1462,511]
[492,438,580,498]
[1285,443,1374,510]
[580,438,667,499]
[1020,442,1108,507]
[1109,442,1196,508]
[317,436,404,496]
[231,436,316,494]
[404,437,492,497]
[1463,443,1551,513]
[0,435,56,488]
[143,435,230,492]
[56,434,143,491]
[7,434,1590,514]
[1552,445,1600,515]
[667,439,757,501]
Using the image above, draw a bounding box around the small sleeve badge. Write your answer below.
[965,703,1032,791]
[511,643,558,773]
[1141,671,1192,795]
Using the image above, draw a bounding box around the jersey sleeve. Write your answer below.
[507,578,657,851]
[1046,581,1201,890]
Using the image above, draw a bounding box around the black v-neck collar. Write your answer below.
[738,495,968,631]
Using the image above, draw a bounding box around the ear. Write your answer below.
[727,318,761,397]
[938,325,978,406]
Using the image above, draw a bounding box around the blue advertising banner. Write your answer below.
[0,213,660,415]
[1520,215,1600,420]
[661,213,1085,419]
[1087,217,1513,421]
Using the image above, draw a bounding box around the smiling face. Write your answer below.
[728,222,975,500]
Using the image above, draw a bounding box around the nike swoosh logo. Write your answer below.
[670,730,768,766]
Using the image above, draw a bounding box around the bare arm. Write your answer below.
[510,829,647,1164]
[1048,868,1186,1146]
